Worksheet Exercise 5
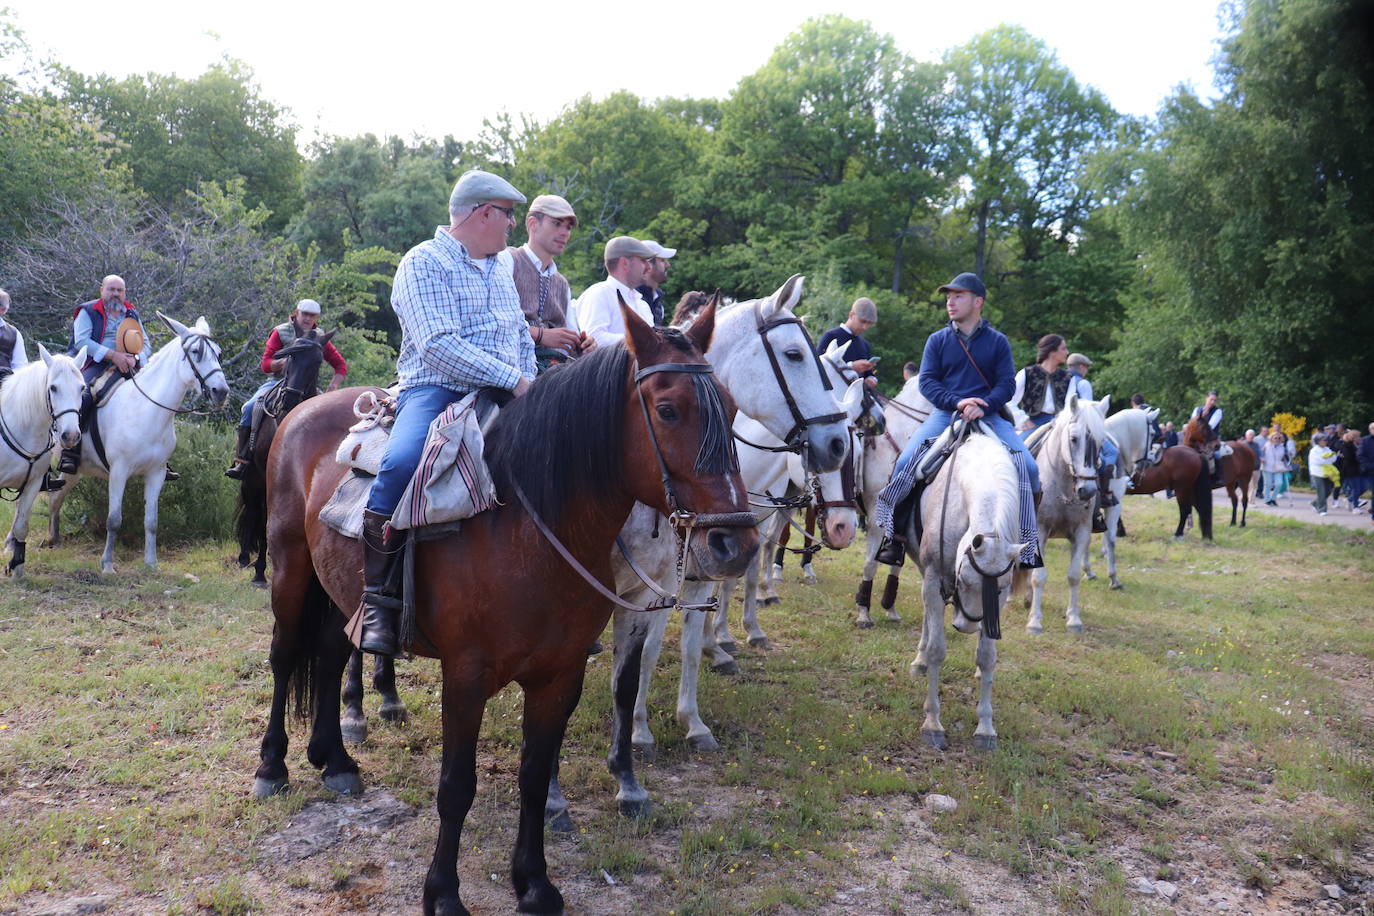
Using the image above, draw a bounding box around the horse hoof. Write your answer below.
[1067,624,1084,635]
[761,596,781,607]
[748,636,772,650]
[618,797,651,819]
[1026,626,1044,636]
[632,742,657,763]
[922,729,948,751]
[252,578,267,589]
[379,700,408,723]
[236,556,250,569]
[687,733,720,753]
[973,734,998,751]
[712,659,741,676]
[546,810,575,833]
[323,771,364,795]
[884,610,902,623]
[1109,581,1124,591]
[718,641,737,655]
[252,776,289,800]
[802,574,817,586]
[855,618,875,630]
[1084,570,1097,580]
[341,718,367,745]
[516,881,565,915]
[7,565,22,580]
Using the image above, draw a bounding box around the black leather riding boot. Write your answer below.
[224,426,253,479]
[875,492,918,567]
[58,390,93,474]
[358,509,405,657]
[1024,491,1045,569]
[874,535,906,567]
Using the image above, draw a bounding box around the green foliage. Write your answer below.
[1110,0,1374,428]
[55,59,302,231]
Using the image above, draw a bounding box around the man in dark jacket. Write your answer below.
[872,273,1040,566]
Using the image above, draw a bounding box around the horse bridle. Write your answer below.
[932,420,1008,639]
[263,338,324,419]
[0,372,80,501]
[732,299,846,464]
[129,333,226,413]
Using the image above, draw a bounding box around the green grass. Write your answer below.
[0,494,1369,912]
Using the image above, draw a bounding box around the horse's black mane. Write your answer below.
[484,343,633,528]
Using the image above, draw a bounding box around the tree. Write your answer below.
[56,60,303,230]
[1108,0,1374,427]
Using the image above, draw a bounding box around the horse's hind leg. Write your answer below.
[305,609,363,795]
[608,618,652,815]
[613,605,660,756]
[1026,560,1049,635]
[341,650,368,745]
[855,525,880,628]
[374,655,406,722]
[972,633,998,751]
[254,562,317,798]
[512,668,583,915]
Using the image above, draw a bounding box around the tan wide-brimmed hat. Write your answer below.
[115,316,144,355]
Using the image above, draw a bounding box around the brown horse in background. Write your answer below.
[1182,418,1257,526]
[1129,445,1212,539]
[253,305,758,915]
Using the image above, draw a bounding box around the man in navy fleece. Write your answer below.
[873,272,1040,566]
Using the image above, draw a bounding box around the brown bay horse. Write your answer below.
[1182,418,1257,526]
[1129,445,1213,539]
[254,305,758,916]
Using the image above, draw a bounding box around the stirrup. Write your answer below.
[874,536,906,567]
[39,472,67,492]
[1092,511,1107,534]
[224,460,248,480]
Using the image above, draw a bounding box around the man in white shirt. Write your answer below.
[575,236,656,347]
[1066,352,1094,399]
[637,240,676,325]
[0,289,30,385]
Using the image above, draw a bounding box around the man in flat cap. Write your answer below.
[1064,350,1119,532]
[506,194,593,373]
[873,272,1042,568]
[575,237,656,347]
[355,169,536,657]
[636,240,676,325]
[817,297,880,389]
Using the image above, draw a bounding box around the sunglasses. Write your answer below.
[483,203,516,220]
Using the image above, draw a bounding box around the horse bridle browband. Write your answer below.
[736,299,845,461]
[129,333,225,413]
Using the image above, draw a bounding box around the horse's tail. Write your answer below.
[290,572,337,720]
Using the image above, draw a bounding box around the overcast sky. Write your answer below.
[6,0,1230,144]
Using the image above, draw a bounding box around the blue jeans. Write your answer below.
[894,410,1040,494]
[239,379,277,427]
[1099,435,1118,476]
[367,384,468,517]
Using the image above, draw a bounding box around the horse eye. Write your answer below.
[784,348,805,362]
[656,404,679,422]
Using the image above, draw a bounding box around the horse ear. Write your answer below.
[39,342,52,366]
[194,316,210,335]
[685,298,716,354]
[840,378,865,422]
[157,311,191,339]
[777,274,804,312]
[73,346,88,367]
[1067,391,1079,411]
[618,291,657,363]
[321,327,339,346]
[1096,394,1110,416]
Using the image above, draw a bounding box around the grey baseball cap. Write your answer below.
[604,236,656,261]
[449,169,526,211]
[642,240,677,258]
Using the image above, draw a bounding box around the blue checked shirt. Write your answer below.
[392,228,536,392]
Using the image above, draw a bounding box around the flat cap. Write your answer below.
[296,298,321,314]
[529,194,577,225]
[449,169,526,211]
[937,272,987,298]
[642,240,677,259]
[851,297,877,322]
[1067,352,1092,367]
[604,236,656,261]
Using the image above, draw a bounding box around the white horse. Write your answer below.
[908,427,1024,751]
[0,345,86,578]
[47,314,228,572]
[1086,406,1160,589]
[855,375,935,628]
[574,277,857,825]
[1021,393,1110,634]
[711,408,861,654]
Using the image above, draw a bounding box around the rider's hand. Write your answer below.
[956,396,987,421]
[513,377,532,397]
[576,331,596,355]
[326,375,343,392]
[851,359,876,374]
[539,327,583,353]
[112,351,136,374]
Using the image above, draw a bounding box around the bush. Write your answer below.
[57,419,240,545]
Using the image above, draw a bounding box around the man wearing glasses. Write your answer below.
[354,169,536,658]
[574,236,657,347]
[636,240,676,325]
